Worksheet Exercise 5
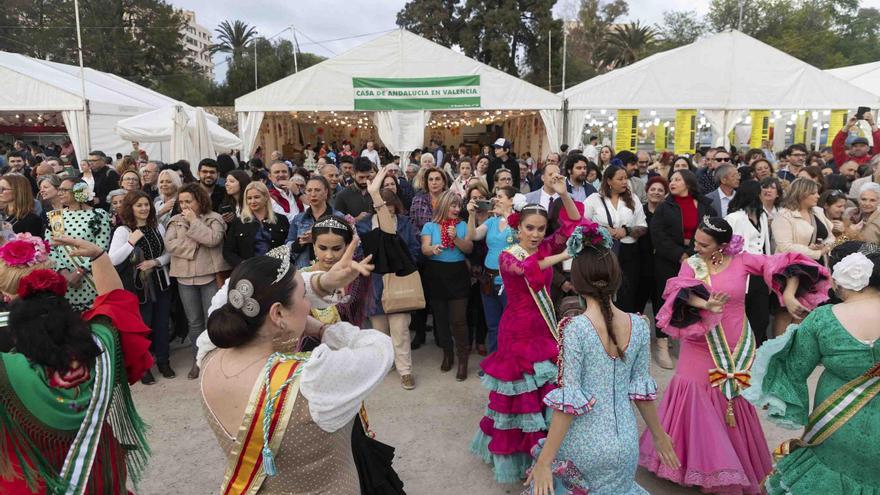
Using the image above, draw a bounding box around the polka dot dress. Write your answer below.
[47,208,111,312]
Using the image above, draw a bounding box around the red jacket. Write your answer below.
[832,128,880,166]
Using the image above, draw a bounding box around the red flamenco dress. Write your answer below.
[0,288,153,494]
[470,205,588,483]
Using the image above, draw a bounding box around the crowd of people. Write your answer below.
[0,115,878,495]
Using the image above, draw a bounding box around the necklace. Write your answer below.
[219,351,267,379]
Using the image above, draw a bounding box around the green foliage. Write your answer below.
[656,10,706,50]
[210,20,258,60]
[595,21,659,69]
[396,0,461,48]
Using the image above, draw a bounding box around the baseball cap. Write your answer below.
[492,138,511,149]
[851,136,870,146]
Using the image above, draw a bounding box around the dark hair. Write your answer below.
[820,189,847,208]
[745,148,765,162]
[670,169,699,196]
[217,154,236,177]
[223,170,252,209]
[380,188,405,214]
[198,158,218,171]
[800,165,826,194]
[354,157,373,173]
[520,204,550,227]
[119,190,157,229]
[171,160,196,183]
[338,155,355,165]
[727,180,763,217]
[88,150,107,158]
[564,154,589,174]
[585,162,601,180]
[307,175,331,193]
[787,143,808,155]
[9,289,101,372]
[208,257,299,348]
[614,150,637,165]
[494,185,517,199]
[560,144,569,152]
[699,217,733,245]
[311,214,354,244]
[177,182,210,214]
[600,166,635,211]
[570,248,625,360]
[6,150,25,160]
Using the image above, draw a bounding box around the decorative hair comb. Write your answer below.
[314,216,350,233]
[266,245,292,284]
[701,216,726,233]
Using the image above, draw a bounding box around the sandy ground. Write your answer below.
[132,337,814,495]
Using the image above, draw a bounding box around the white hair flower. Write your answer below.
[511,193,528,212]
[832,252,874,291]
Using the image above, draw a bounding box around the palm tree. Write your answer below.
[597,21,658,70]
[209,20,258,61]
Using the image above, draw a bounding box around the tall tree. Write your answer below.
[210,20,258,61]
[563,0,629,86]
[596,21,658,70]
[396,0,461,48]
[656,10,706,49]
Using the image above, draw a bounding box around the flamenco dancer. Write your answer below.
[470,174,586,483]
[524,225,680,494]
[0,234,153,493]
[745,241,880,494]
[639,217,830,494]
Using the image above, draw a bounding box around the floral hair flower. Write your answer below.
[566,221,613,257]
[0,233,51,267]
[832,252,874,291]
[72,182,94,204]
[722,235,745,256]
[17,269,67,299]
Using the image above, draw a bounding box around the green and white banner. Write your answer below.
[352,75,480,111]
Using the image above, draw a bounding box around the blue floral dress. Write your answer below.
[528,313,658,495]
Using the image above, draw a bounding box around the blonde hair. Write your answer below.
[1,174,35,218]
[420,153,435,168]
[239,181,278,224]
[781,178,819,210]
[0,259,51,294]
[431,190,461,223]
[157,169,182,195]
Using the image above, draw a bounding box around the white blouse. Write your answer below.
[198,271,394,433]
[108,224,171,267]
[725,210,771,255]
[582,193,647,244]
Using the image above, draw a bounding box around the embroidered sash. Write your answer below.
[58,335,112,495]
[688,256,757,427]
[506,244,558,341]
[220,356,304,495]
[773,362,880,460]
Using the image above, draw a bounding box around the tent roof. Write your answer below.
[826,61,880,97]
[564,30,880,110]
[235,29,562,112]
[0,51,179,114]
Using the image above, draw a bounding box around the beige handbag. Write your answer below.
[381,272,426,313]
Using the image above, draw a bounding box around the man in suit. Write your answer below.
[525,164,562,209]
[706,163,739,217]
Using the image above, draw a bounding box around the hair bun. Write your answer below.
[207,305,258,348]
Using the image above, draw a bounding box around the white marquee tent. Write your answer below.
[0,51,202,162]
[116,105,242,166]
[235,29,563,159]
[563,30,880,148]
[826,61,880,97]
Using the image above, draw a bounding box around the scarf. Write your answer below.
[439,219,458,249]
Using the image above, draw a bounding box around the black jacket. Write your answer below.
[92,165,120,211]
[223,216,290,268]
[487,155,519,191]
[649,194,716,294]
[10,212,44,239]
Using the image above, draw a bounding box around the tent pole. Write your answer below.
[562,27,567,93]
[254,38,259,89]
[548,30,552,91]
[292,28,299,73]
[73,0,90,155]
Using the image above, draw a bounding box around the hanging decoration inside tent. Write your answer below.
[615,110,639,153]
[794,112,809,144]
[655,123,668,152]
[674,110,697,155]
[749,110,770,147]
[825,109,848,146]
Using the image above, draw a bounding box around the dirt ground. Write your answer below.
[132,337,813,495]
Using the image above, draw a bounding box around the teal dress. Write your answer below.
[745,305,880,494]
[529,313,657,494]
[46,208,111,311]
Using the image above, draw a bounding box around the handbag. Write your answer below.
[381,271,426,314]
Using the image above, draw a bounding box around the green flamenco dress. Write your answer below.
[744,305,880,494]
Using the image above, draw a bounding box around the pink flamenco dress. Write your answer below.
[638,250,830,494]
[470,204,587,483]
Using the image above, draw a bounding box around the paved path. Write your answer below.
[133,339,810,494]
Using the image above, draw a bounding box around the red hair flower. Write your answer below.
[18,269,68,299]
[507,212,522,230]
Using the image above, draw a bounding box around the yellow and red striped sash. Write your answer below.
[221,357,303,495]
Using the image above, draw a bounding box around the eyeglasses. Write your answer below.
[0,187,12,193]
[59,187,73,193]
[637,160,650,165]
[715,157,731,162]
[790,153,807,158]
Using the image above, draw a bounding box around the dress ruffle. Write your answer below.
[83,289,154,384]
[742,324,803,430]
[543,387,595,416]
[765,446,880,495]
[655,278,722,339]
[469,432,533,484]
[479,360,558,396]
[628,376,658,401]
[521,438,590,495]
[485,408,553,432]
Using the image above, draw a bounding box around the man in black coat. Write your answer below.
[486,138,519,192]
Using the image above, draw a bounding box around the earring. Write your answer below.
[710,249,724,266]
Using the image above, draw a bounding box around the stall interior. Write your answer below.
[253,109,550,166]
[0,111,68,149]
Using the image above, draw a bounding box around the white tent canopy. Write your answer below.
[563,30,880,147]
[235,29,563,158]
[116,105,242,166]
[0,51,199,163]
[826,61,880,97]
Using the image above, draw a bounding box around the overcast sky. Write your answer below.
[168,0,880,82]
